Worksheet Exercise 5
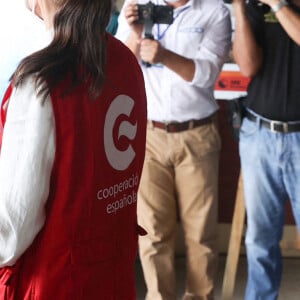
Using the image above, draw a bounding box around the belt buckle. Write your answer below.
[165,122,172,133]
[270,120,289,133]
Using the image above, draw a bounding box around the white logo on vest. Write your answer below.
[104,95,137,171]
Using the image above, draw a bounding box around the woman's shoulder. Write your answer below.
[7,76,52,123]
[106,34,141,71]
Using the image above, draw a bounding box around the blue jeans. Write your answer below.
[239,113,300,300]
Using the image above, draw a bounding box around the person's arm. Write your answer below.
[116,1,195,80]
[140,3,232,85]
[116,0,196,82]
[0,77,55,267]
[115,1,144,59]
[276,5,300,45]
[260,0,300,45]
[139,38,196,82]
[232,0,263,77]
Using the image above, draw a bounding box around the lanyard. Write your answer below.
[156,5,190,41]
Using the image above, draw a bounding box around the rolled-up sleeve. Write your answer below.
[0,78,55,267]
[191,5,232,88]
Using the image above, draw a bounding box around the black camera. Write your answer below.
[223,0,270,12]
[223,0,259,3]
[135,2,174,67]
[136,2,173,25]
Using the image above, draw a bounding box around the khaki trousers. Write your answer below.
[138,119,221,300]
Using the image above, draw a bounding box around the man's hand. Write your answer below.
[124,2,144,38]
[140,38,195,82]
[140,39,166,65]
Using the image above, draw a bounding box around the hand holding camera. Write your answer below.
[136,2,173,66]
[124,2,144,38]
[124,1,174,67]
[139,39,161,64]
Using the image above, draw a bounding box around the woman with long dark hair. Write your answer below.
[0,0,147,298]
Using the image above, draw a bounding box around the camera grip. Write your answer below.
[142,33,154,68]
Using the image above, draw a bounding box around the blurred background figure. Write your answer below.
[106,0,120,35]
[116,0,231,299]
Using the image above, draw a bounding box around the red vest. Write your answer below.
[0,35,147,299]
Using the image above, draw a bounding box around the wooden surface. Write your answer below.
[221,174,245,300]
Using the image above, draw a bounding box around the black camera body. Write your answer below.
[135,2,174,67]
[136,2,173,25]
[223,0,270,12]
[223,0,259,3]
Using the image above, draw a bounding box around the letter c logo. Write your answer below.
[104,95,137,171]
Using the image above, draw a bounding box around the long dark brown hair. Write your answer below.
[13,0,112,101]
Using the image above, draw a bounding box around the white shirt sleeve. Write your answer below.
[191,5,232,88]
[0,77,55,267]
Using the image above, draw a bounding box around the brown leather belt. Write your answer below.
[150,115,213,133]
